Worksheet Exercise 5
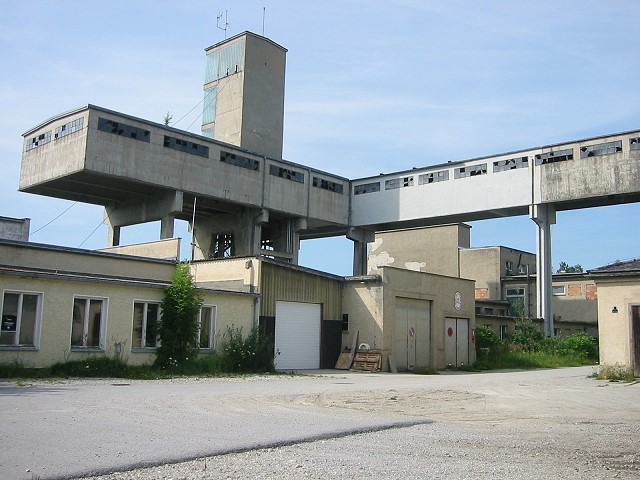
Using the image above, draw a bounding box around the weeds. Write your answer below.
[596,364,636,383]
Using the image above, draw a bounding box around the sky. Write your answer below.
[1,1,639,276]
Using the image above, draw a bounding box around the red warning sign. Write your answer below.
[447,326,454,337]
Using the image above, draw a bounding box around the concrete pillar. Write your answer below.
[107,224,121,247]
[105,191,183,245]
[530,203,556,337]
[160,215,175,239]
[347,227,375,276]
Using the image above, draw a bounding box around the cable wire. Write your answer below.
[30,202,77,236]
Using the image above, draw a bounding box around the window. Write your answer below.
[505,260,514,272]
[493,156,528,173]
[535,149,573,165]
[500,325,509,340]
[312,177,344,194]
[385,176,414,189]
[419,170,449,184]
[269,165,305,183]
[1,291,42,348]
[552,285,566,296]
[132,301,160,349]
[210,233,234,259]
[55,117,84,140]
[71,297,107,349]
[353,182,380,195]
[197,306,216,349]
[163,135,209,158]
[97,117,150,143]
[26,131,51,151]
[484,308,494,315]
[518,264,528,274]
[342,314,349,332]
[220,151,260,171]
[630,137,640,151]
[506,288,525,317]
[579,140,622,158]
[454,164,487,179]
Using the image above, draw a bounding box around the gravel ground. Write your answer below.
[70,367,640,480]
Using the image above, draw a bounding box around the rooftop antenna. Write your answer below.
[217,10,229,39]
[262,7,266,36]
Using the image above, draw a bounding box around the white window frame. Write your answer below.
[131,300,161,350]
[552,285,566,296]
[0,290,43,349]
[197,305,216,350]
[70,296,107,350]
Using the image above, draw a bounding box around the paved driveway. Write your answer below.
[1,367,639,479]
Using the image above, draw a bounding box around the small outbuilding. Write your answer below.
[590,259,640,376]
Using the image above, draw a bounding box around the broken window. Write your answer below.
[579,140,622,159]
[312,177,344,194]
[163,135,209,158]
[353,182,381,195]
[97,117,150,143]
[493,156,529,173]
[132,301,160,349]
[454,164,487,179]
[385,176,414,190]
[55,117,84,140]
[210,233,234,259]
[220,151,260,171]
[71,297,106,349]
[25,131,51,151]
[630,137,640,151]
[418,170,449,184]
[1,291,41,348]
[505,288,525,317]
[269,165,305,183]
[535,149,573,165]
[197,305,216,349]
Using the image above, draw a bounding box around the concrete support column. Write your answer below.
[347,227,375,276]
[160,215,175,239]
[530,203,556,337]
[252,209,270,255]
[104,191,183,245]
[107,224,121,247]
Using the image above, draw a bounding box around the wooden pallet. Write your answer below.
[351,350,382,372]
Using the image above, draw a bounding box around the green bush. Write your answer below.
[540,332,598,361]
[475,325,504,361]
[219,325,275,373]
[155,263,203,372]
[509,318,544,352]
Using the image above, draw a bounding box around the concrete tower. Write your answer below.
[201,31,287,160]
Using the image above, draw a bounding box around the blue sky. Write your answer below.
[1,1,638,276]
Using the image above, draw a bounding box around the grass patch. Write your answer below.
[474,350,594,371]
[596,364,636,383]
[412,366,439,375]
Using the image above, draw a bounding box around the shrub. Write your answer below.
[509,318,544,352]
[218,325,275,373]
[154,263,203,371]
[561,332,599,360]
[475,325,503,361]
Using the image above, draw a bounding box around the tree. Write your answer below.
[557,261,583,273]
[163,111,173,126]
[154,262,203,370]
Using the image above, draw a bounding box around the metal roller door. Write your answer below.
[275,301,321,370]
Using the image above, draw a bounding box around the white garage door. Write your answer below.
[275,301,321,370]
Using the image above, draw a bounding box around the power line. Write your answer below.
[77,220,105,248]
[30,202,77,235]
